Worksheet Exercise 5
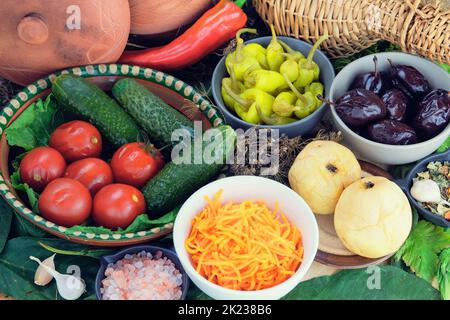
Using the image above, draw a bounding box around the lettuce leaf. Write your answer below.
[7,171,48,237]
[5,94,63,150]
[10,169,39,212]
[65,206,179,236]
[4,94,62,212]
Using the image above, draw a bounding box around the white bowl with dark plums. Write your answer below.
[329,52,450,165]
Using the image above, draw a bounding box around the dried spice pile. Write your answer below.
[228,127,342,185]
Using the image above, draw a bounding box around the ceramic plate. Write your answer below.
[0,64,223,246]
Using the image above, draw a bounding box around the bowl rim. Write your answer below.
[329,52,450,150]
[212,36,336,129]
[397,148,450,228]
[0,63,224,245]
[94,244,189,300]
[173,175,319,298]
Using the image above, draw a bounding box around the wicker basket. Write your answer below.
[253,0,450,64]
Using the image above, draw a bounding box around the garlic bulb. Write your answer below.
[410,179,441,203]
[30,256,86,300]
[34,254,55,286]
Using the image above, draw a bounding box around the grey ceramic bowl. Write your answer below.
[329,52,450,165]
[95,244,189,300]
[211,37,335,137]
[396,149,450,228]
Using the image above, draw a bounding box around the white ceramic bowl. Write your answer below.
[173,176,319,300]
[329,52,450,165]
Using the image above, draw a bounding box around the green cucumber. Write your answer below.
[143,125,236,218]
[112,78,193,147]
[52,75,141,147]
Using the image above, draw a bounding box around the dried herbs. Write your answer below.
[228,128,342,185]
[414,161,450,218]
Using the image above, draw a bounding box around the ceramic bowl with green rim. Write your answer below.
[0,64,223,246]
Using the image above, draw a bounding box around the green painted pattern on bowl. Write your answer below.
[0,64,224,245]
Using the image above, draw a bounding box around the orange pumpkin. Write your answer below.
[0,0,130,85]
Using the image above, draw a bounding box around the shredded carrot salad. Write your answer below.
[185,190,303,291]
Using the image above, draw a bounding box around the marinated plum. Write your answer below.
[413,89,450,137]
[382,89,409,122]
[388,60,430,98]
[391,78,416,101]
[337,57,446,146]
[367,120,417,145]
[335,88,387,126]
[351,56,390,95]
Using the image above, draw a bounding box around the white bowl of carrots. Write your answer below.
[173,176,319,300]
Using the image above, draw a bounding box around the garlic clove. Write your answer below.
[32,254,55,286]
[29,256,86,300]
[55,274,86,300]
[30,256,60,279]
[410,179,441,203]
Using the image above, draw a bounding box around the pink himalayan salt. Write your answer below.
[101,251,183,300]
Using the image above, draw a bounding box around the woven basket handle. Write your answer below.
[404,0,434,18]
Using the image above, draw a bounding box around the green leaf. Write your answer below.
[439,63,450,74]
[234,0,247,7]
[283,266,440,300]
[65,206,179,236]
[6,168,178,238]
[5,94,62,151]
[332,41,401,72]
[0,237,99,300]
[10,212,48,238]
[39,241,113,259]
[186,283,212,300]
[186,266,441,300]
[411,206,419,229]
[437,248,450,300]
[394,221,450,282]
[390,162,416,180]
[0,201,13,254]
[10,169,39,212]
[437,136,450,153]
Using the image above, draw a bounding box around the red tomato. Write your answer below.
[111,142,164,188]
[38,178,92,227]
[20,147,66,192]
[49,120,102,162]
[64,158,113,195]
[92,184,146,229]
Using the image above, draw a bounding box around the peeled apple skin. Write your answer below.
[334,176,412,259]
[288,141,361,215]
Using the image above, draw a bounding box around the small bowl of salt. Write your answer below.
[95,244,189,300]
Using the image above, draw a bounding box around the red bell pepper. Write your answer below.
[119,0,247,71]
